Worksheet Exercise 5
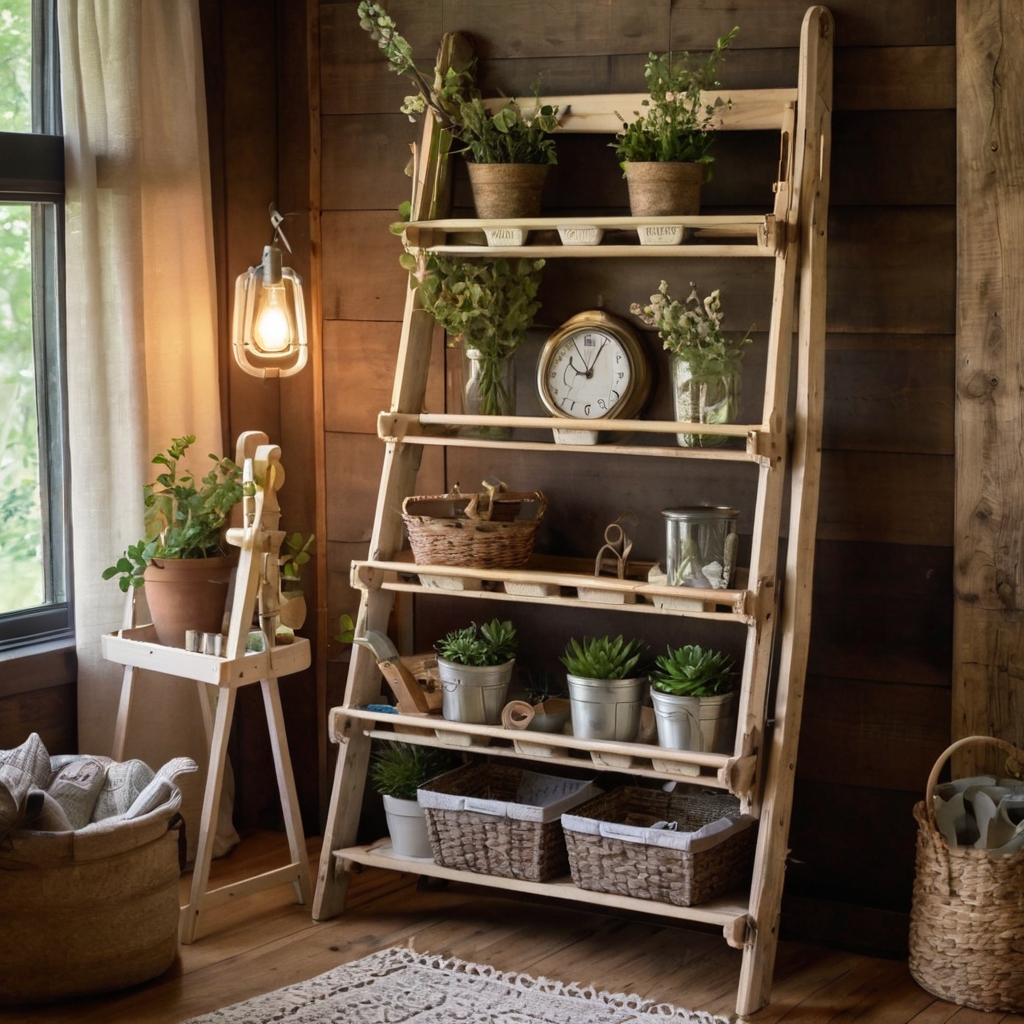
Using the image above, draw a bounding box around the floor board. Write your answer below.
[2,832,1021,1024]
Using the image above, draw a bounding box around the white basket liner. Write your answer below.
[561,808,757,854]
[417,770,601,824]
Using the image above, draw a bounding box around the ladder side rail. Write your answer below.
[737,6,833,1017]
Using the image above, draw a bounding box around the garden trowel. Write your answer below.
[354,630,432,715]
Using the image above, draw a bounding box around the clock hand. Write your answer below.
[585,339,608,378]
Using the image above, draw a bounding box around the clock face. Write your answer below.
[536,311,651,423]
[543,327,633,419]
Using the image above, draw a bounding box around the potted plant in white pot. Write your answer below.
[612,28,738,218]
[561,635,647,743]
[369,741,459,859]
[357,1,559,218]
[102,435,243,648]
[631,280,752,447]
[649,643,737,753]
[435,618,517,725]
[409,253,545,428]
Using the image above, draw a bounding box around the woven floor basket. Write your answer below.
[402,487,547,570]
[562,786,755,907]
[417,763,597,883]
[909,735,1024,1012]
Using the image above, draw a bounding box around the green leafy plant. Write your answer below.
[404,254,545,416]
[102,436,244,592]
[612,29,738,172]
[335,613,356,645]
[369,741,459,800]
[631,280,752,380]
[280,532,314,585]
[435,618,517,666]
[357,1,558,164]
[560,635,647,680]
[649,644,734,697]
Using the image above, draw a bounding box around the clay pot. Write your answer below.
[143,555,237,648]
[623,161,704,217]
[466,162,549,219]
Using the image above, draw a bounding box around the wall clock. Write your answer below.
[536,310,653,445]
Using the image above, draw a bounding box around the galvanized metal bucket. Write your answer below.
[566,674,646,742]
[650,689,704,751]
[437,657,514,725]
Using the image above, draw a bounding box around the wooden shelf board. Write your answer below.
[334,838,751,932]
[101,627,311,687]
[406,243,773,259]
[408,214,771,232]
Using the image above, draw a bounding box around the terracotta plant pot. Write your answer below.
[466,162,549,219]
[143,555,237,648]
[623,161,704,217]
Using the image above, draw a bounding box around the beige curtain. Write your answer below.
[58,0,237,858]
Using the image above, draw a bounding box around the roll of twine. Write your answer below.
[501,700,535,730]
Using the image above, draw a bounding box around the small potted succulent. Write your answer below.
[560,635,647,742]
[407,253,545,428]
[649,644,736,753]
[435,618,517,724]
[357,1,559,217]
[102,435,243,647]
[369,741,459,859]
[631,280,752,447]
[613,28,738,218]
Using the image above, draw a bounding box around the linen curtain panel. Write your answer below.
[58,0,237,858]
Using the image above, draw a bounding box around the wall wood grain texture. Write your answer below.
[316,0,957,944]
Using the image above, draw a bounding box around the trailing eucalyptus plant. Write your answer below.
[631,280,752,381]
[612,28,738,173]
[435,619,518,667]
[406,253,546,416]
[560,635,647,680]
[357,1,558,164]
[649,644,734,697]
[102,436,244,592]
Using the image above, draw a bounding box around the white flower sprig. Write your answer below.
[630,280,751,378]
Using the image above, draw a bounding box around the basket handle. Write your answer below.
[924,734,1024,828]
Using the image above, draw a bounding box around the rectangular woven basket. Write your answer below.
[561,786,756,907]
[416,763,600,883]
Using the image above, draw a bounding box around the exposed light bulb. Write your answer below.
[253,283,292,353]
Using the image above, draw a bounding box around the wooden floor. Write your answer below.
[3,832,1021,1024]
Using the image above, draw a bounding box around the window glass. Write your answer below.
[0,0,33,133]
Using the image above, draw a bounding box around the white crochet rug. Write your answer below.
[183,945,728,1023]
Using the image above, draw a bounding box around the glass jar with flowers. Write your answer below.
[631,281,752,447]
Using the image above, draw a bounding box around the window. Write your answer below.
[0,0,71,651]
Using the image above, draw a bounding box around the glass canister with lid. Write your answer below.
[661,506,740,589]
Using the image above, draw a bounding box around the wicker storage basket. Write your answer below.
[909,735,1024,1012]
[417,763,600,882]
[402,483,547,570]
[561,786,756,907]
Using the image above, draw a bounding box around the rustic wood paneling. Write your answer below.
[808,540,953,688]
[953,0,1024,770]
[321,211,409,320]
[834,46,955,111]
[323,320,446,433]
[0,684,75,754]
[798,677,950,791]
[322,114,420,211]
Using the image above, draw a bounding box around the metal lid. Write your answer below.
[661,506,740,521]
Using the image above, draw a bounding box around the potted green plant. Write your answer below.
[560,635,647,743]
[278,531,314,630]
[357,1,559,218]
[102,435,243,648]
[613,28,738,218]
[407,253,545,429]
[369,741,459,859]
[649,644,737,753]
[435,618,517,725]
[631,280,752,447]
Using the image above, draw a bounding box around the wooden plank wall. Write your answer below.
[952,0,1024,774]
[317,0,955,949]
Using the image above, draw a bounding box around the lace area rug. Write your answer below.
[183,945,729,1023]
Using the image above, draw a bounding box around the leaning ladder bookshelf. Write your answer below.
[313,8,832,1016]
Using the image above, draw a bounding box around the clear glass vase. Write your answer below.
[460,347,516,438]
[671,354,740,448]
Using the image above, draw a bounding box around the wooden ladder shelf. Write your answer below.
[313,7,832,1017]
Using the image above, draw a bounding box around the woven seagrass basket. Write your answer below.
[909,735,1024,1013]
[402,482,547,570]
[416,763,600,882]
[561,786,755,907]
